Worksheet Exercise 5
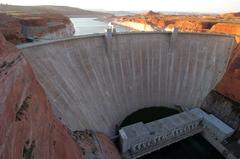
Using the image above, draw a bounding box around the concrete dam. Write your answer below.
[19,32,235,136]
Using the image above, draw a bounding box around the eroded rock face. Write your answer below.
[174,20,203,32]
[0,32,82,159]
[0,32,121,159]
[222,12,240,17]
[0,13,25,44]
[210,23,240,110]
[0,12,75,44]
[216,44,240,103]
[73,131,121,159]
[18,13,75,40]
[210,23,240,43]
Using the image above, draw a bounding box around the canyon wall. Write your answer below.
[0,13,75,44]
[0,33,82,159]
[210,23,240,43]
[20,32,234,136]
[20,14,75,40]
[216,44,240,103]
[0,13,26,44]
[0,33,120,159]
[209,23,240,103]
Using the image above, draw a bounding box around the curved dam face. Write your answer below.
[19,32,235,136]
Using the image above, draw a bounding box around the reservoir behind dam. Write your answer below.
[70,17,131,35]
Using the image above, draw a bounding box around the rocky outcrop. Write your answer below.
[222,12,240,17]
[0,13,25,44]
[73,131,121,159]
[207,19,240,104]
[144,10,160,16]
[173,20,203,32]
[210,23,240,43]
[0,32,82,159]
[0,33,121,159]
[0,12,75,44]
[19,13,75,40]
[216,44,240,103]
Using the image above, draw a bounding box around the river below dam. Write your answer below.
[70,17,130,36]
[119,107,225,159]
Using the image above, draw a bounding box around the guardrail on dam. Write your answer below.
[19,32,235,136]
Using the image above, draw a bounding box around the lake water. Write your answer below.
[70,17,130,36]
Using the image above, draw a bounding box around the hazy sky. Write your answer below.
[1,0,240,13]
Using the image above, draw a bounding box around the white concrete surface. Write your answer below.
[19,32,235,136]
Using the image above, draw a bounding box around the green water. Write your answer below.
[119,107,225,159]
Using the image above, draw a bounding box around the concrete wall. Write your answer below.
[19,32,235,136]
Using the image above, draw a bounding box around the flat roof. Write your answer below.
[146,111,201,132]
[120,109,202,139]
[190,108,234,135]
[120,122,150,138]
[205,114,234,135]
[190,108,209,118]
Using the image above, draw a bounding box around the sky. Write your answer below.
[0,0,240,13]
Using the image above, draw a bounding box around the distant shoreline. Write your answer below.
[67,15,112,18]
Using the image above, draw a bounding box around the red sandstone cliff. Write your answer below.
[0,33,121,159]
[0,32,82,159]
[216,44,240,103]
[17,13,75,40]
[0,12,75,44]
[209,23,240,102]
[210,23,240,43]
[0,13,25,44]
[173,20,203,32]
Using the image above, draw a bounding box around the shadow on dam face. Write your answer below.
[19,32,235,136]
